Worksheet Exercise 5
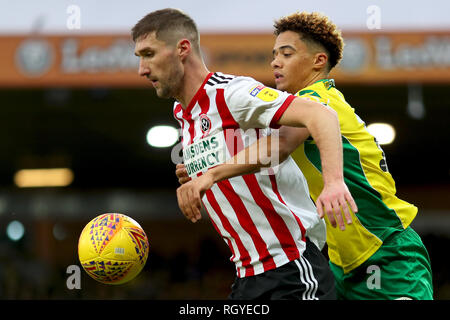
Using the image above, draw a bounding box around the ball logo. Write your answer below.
[15,39,54,77]
[200,114,211,135]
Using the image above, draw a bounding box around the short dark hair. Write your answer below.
[274,12,344,71]
[131,8,200,52]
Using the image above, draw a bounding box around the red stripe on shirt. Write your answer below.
[173,103,184,144]
[215,88,244,156]
[215,88,239,130]
[217,180,275,276]
[268,172,307,242]
[181,73,214,144]
[201,197,237,265]
[215,87,278,274]
[204,189,251,275]
[183,72,214,117]
[242,174,301,262]
[197,88,211,139]
[173,103,183,121]
[182,111,195,145]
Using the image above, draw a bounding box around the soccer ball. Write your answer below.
[78,213,149,285]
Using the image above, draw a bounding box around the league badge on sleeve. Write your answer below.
[249,84,279,102]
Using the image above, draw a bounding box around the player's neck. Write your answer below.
[296,72,329,92]
[176,58,210,109]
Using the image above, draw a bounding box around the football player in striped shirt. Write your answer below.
[132,8,358,300]
[178,12,433,300]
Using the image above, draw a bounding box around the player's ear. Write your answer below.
[177,39,191,61]
[314,52,328,71]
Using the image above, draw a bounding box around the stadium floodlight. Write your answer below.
[14,168,74,188]
[407,83,425,120]
[146,125,179,148]
[367,123,396,145]
[6,220,25,241]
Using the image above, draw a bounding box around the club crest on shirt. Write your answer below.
[200,114,211,135]
[249,84,279,102]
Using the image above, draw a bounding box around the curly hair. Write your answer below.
[274,12,344,71]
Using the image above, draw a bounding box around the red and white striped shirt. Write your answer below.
[174,72,325,278]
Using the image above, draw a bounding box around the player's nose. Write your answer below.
[138,59,150,77]
[271,56,281,69]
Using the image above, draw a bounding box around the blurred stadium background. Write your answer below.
[0,0,449,299]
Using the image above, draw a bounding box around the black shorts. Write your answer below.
[228,238,336,300]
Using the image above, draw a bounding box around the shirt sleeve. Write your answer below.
[223,76,296,130]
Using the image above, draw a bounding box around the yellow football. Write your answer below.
[78,213,149,285]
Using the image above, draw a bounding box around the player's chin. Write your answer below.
[155,87,171,99]
[274,81,286,92]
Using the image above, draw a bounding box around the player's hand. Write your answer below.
[176,163,191,184]
[176,171,215,223]
[315,181,358,230]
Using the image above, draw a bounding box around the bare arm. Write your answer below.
[276,97,357,228]
[208,126,309,182]
[176,126,308,183]
[277,97,343,185]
